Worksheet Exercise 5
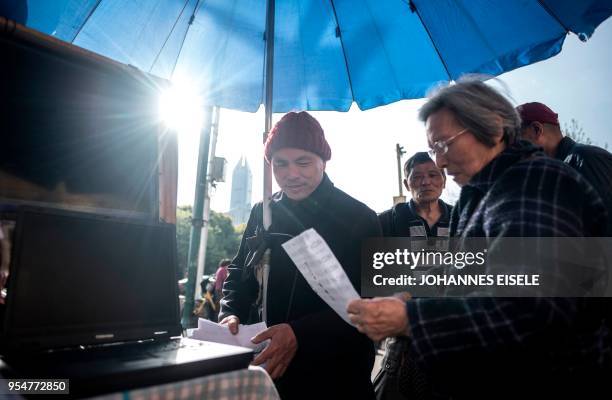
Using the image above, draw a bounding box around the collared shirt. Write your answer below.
[379,199,452,238]
[408,199,451,237]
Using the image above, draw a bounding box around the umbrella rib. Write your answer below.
[150,0,199,76]
[535,0,570,33]
[70,0,103,42]
[409,0,453,81]
[329,0,355,105]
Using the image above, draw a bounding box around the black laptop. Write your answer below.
[0,207,252,398]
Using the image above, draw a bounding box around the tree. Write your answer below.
[203,211,241,274]
[234,222,247,236]
[563,119,608,150]
[176,205,193,278]
[175,207,242,278]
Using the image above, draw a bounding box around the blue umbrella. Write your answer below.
[21,0,611,233]
[19,0,612,113]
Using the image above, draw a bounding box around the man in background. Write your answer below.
[517,102,612,234]
[379,152,452,238]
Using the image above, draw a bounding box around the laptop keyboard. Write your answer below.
[16,337,224,364]
[153,340,182,352]
[23,339,185,363]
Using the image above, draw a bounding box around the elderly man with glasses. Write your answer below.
[348,78,609,399]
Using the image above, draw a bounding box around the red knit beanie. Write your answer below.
[516,102,560,126]
[264,111,332,162]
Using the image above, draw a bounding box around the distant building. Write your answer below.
[229,156,252,225]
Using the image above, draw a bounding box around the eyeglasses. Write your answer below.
[428,128,468,157]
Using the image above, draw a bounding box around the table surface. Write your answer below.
[87,366,280,400]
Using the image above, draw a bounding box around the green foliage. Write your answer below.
[175,207,241,277]
[234,222,247,236]
[176,205,193,278]
[203,211,241,275]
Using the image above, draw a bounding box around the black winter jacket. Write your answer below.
[220,174,380,400]
[556,136,612,235]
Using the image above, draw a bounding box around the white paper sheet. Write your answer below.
[190,318,268,353]
[281,228,360,325]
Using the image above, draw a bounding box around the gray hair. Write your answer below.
[418,77,521,147]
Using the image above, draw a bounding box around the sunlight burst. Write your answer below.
[159,81,204,136]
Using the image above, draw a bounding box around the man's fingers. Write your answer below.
[277,362,289,378]
[347,298,368,314]
[219,316,240,334]
[271,364,285,379]
[346,299,361,314]
[251,327,274,344]
[259,355,281,378]
[267,360,284,379]
[252,343,274,366]
[355,323,366,334]
[228,319,239,334]
[251,351,268,366]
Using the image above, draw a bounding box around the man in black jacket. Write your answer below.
[517,102,612,235]
[379,152,452,238]
[219,111,380,400]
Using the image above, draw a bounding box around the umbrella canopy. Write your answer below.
[21,0,612,113]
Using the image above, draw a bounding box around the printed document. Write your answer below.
[282,228,359,325]
[190,318,268,352]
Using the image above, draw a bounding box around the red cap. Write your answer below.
[516,102,559,126]
[264,112,331,162]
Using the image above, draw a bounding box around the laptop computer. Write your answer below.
[0,207,252,398]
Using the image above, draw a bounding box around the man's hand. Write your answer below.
[347,297,410,342]
[251,323,298,379]
[219,315,240,335]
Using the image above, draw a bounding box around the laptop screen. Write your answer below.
[4,208,181,350]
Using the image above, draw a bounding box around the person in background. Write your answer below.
[517,101,612,235]
[214,259,231,303]
[379,151,452,238]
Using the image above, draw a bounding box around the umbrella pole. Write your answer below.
[253,0,275,324]
[195,107,221,300]
[263,0,275,229]
[181,105,214,328]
